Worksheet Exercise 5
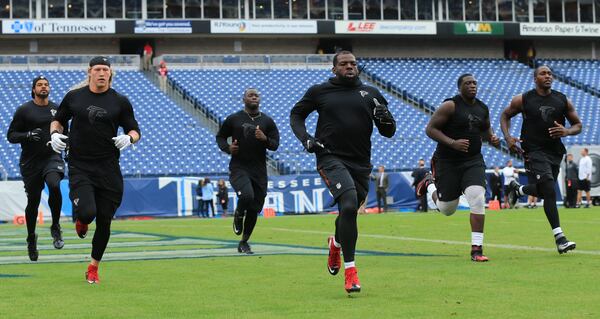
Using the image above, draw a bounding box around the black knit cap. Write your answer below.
[89,56,111,67]
[31,75,49,98]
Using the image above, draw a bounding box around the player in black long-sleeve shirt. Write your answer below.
[216,88,279,254]
[50,57,141,284]
[290,51,396,293]
[7,76,65,261]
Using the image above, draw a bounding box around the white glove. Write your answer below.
[50,133,68,153]
[112,135,132,151]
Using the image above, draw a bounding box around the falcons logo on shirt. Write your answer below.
[468,114,482,131]
[87,105,107,125]
[242,123,256,139]
[540,106,555,123]
[50,109,57,117]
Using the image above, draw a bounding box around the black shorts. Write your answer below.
[503,184,512,195]
[229,168,267,200]
[578,179,591,192]
[432,154,486,202]
[68,158,124,207]
[317,155,371,206]
[20,153,65,195]
[524,151,562,183]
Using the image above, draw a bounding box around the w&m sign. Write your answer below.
[453,22,504,35]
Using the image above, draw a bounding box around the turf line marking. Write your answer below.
[265,227,600,256]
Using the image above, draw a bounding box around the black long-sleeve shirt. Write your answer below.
[7,100,59,167]
[290,77,396,165]
[54,87,140,162]
[216,110,279,174]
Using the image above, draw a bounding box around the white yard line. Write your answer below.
[265,227,600,256]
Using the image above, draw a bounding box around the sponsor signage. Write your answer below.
[134,20,192,34]
[211,20,317,34]
[520,23,600,36]
[2,19,115,34]
[335,20,436,35]
[453,22,504,35]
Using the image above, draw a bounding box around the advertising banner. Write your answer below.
[134,20,192,34]
[453,22,504,35]
[520,23,600,37]
[211,20,317,34]
[2,19,115,34]
[335,21,436,35]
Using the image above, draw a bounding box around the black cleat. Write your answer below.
[237,241,254,254]
[556,237,576,254]
[507,180,521,208]
[233,209,244,236]
[26,233,39,261]
[470,246,489,262]
[416,172,433,198]
[50,224,64,249]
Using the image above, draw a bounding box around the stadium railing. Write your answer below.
[0,55,141,70]
[156,54,333,70]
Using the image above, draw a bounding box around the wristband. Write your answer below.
[51,130,59,135]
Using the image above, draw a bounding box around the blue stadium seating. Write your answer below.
[360,58,600,149]
[0,70,229,179]
[169,69,514,173]
[2,60,597,180]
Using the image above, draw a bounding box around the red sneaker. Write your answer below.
[85,264,99,284]
[327,236,341,276]
[471,246,489,262]
[344,267,361,293]
[75,219,88,239]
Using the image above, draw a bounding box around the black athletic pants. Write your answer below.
[69,159,123,261]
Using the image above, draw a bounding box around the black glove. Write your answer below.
[26,128,42,142]
[373,98,393,124]
[304,136,326,154]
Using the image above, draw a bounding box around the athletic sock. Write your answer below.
[553,227,565,243]
[471,232,484,246]
[344,261,355,269]
[332,237,341,248]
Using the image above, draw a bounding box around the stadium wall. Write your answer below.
[0,36,598,59]
[0,172,543,221]
[0,38,119,55]
[533,39,600,59]
[352,38,504,58]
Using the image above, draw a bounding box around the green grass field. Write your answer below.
[1,207,600,319]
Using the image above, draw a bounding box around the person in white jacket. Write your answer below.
[577,148,593,208]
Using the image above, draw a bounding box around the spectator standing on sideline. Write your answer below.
[195,179,203,217]
[577,148,593,208]
[564,154,578,208]
[489,166,502,206]
[411,159,428,212]
[201,178,215,218]
[371,165,389,213]
[502,160,518,208]
[217,179,229,217]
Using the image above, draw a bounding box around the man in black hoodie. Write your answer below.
[290,51,396,293]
